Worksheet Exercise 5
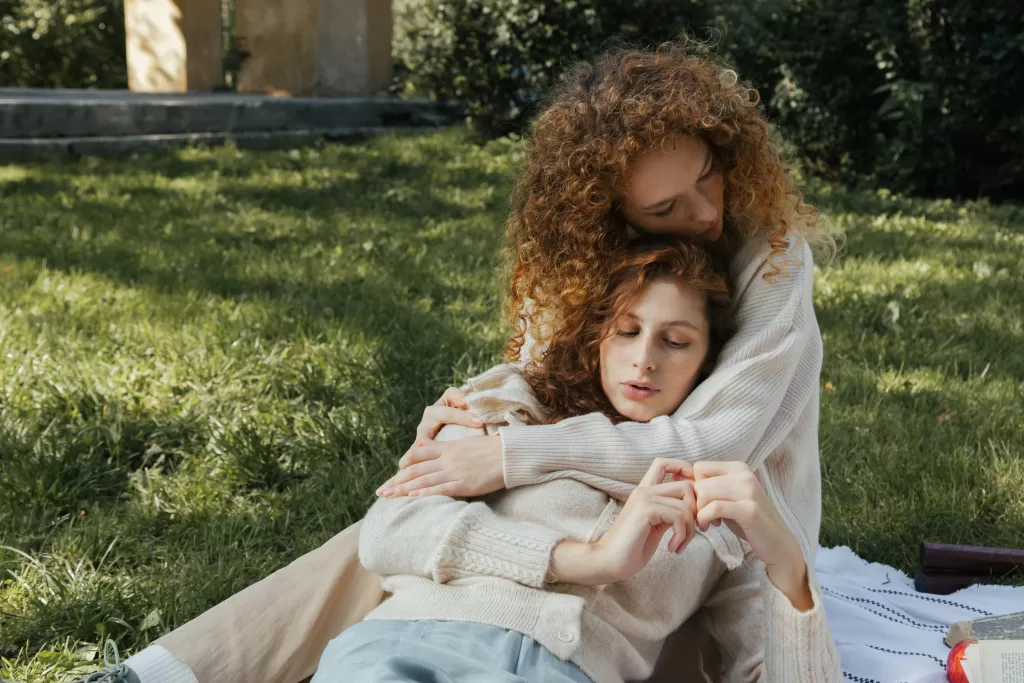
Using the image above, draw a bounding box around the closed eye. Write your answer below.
[652,201,675,218]
[617,330,639,337]
[667,340,690,349]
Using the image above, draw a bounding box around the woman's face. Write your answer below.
[599,277,710,422]
[620,135,725,243]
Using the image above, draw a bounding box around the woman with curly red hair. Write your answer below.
[308,238,839,683]
[384,41,829,582]
[102,43,837,683]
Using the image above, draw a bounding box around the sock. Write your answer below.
[123,645,199,683]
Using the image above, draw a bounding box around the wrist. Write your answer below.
[766,557,814,612]
[549,540,611,585]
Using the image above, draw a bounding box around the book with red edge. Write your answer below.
[946,612,1024,683]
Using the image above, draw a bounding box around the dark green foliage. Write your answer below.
[728,0,1024,200]
[393,0,714,136]
[0,0,127,88]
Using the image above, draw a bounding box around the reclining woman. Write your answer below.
[311,238,840,683]
[104,42,835,683]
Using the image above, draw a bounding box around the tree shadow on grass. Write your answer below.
[1,150,505,338]
[818,367,1024,573]
[816,269,1024,383]
[810,180,1024,225]
[0,140,511,570]
[0,387,208,543]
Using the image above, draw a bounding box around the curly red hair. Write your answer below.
[505,41,821,363]
[524,237,734,424]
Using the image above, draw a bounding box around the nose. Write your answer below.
[688,194,717,225]
[632,336,656,372]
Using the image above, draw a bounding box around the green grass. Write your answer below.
[1,130,1021,681]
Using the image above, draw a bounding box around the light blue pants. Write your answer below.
[312,619,595,683]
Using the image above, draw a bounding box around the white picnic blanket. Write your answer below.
[816,546,1024,683]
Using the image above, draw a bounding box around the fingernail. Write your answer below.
[381,488,394,497]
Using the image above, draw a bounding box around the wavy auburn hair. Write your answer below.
[505,41,821,363]
[524,238,734,425]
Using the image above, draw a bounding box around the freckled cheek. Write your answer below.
[663,357,703,399]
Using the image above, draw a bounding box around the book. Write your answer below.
[947,639,1024,683]
[946,613,1024,683]
[923,542,1024,577]
[916,570,988,595]
[946,612,1024,648]
[918,542,1024,594]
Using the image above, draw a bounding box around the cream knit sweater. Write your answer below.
[359,234,840,682]
[359,364,840,683]
[360,233,839,679]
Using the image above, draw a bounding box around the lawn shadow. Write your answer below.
[817,366,1024,572]
[811,181,1024,226]
[1,147,507,349]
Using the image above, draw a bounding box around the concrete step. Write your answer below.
[0,126,436,161]
[0,90,451,140]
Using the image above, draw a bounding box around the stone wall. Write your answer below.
[125,0,392,96]
[237,0,392,97]
[124,0,222,92]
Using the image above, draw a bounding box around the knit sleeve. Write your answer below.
[696,557,841,683]
[358,494,566,589]
[499,238,820,514]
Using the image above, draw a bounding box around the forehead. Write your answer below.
[628,278,707,325]
[624,135,710,205]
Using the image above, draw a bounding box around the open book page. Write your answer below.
[963,642,983,682]
[980,640,1024,683]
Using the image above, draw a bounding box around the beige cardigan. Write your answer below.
[359,364,841,683]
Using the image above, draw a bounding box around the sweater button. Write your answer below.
[557,630,575,643]
[608,514,619,524]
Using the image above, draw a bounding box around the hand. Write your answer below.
[692,461,813,610]
[410,387,483,447]
[552,458,697,585]
[376,434,505,499]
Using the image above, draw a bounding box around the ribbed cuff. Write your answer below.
[124,645,199,683]
[431,504,566,588]
[499,424,552,489]
[760,572,840,682]
[500,414,655,490]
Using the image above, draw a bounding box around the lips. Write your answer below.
[622,381,661,401]
[702,220,723,242]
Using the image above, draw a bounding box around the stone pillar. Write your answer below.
[124,0,223,92]
[236,0,392,97]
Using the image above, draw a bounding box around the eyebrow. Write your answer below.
[625,312,701,332]
[637,146,714,212]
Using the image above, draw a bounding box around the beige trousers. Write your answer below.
[155,521,717,683]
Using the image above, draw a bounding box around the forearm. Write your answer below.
[765,557,814,613]
[547,540,615,586]
[359,496,566,588]
[500,354,803,488]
